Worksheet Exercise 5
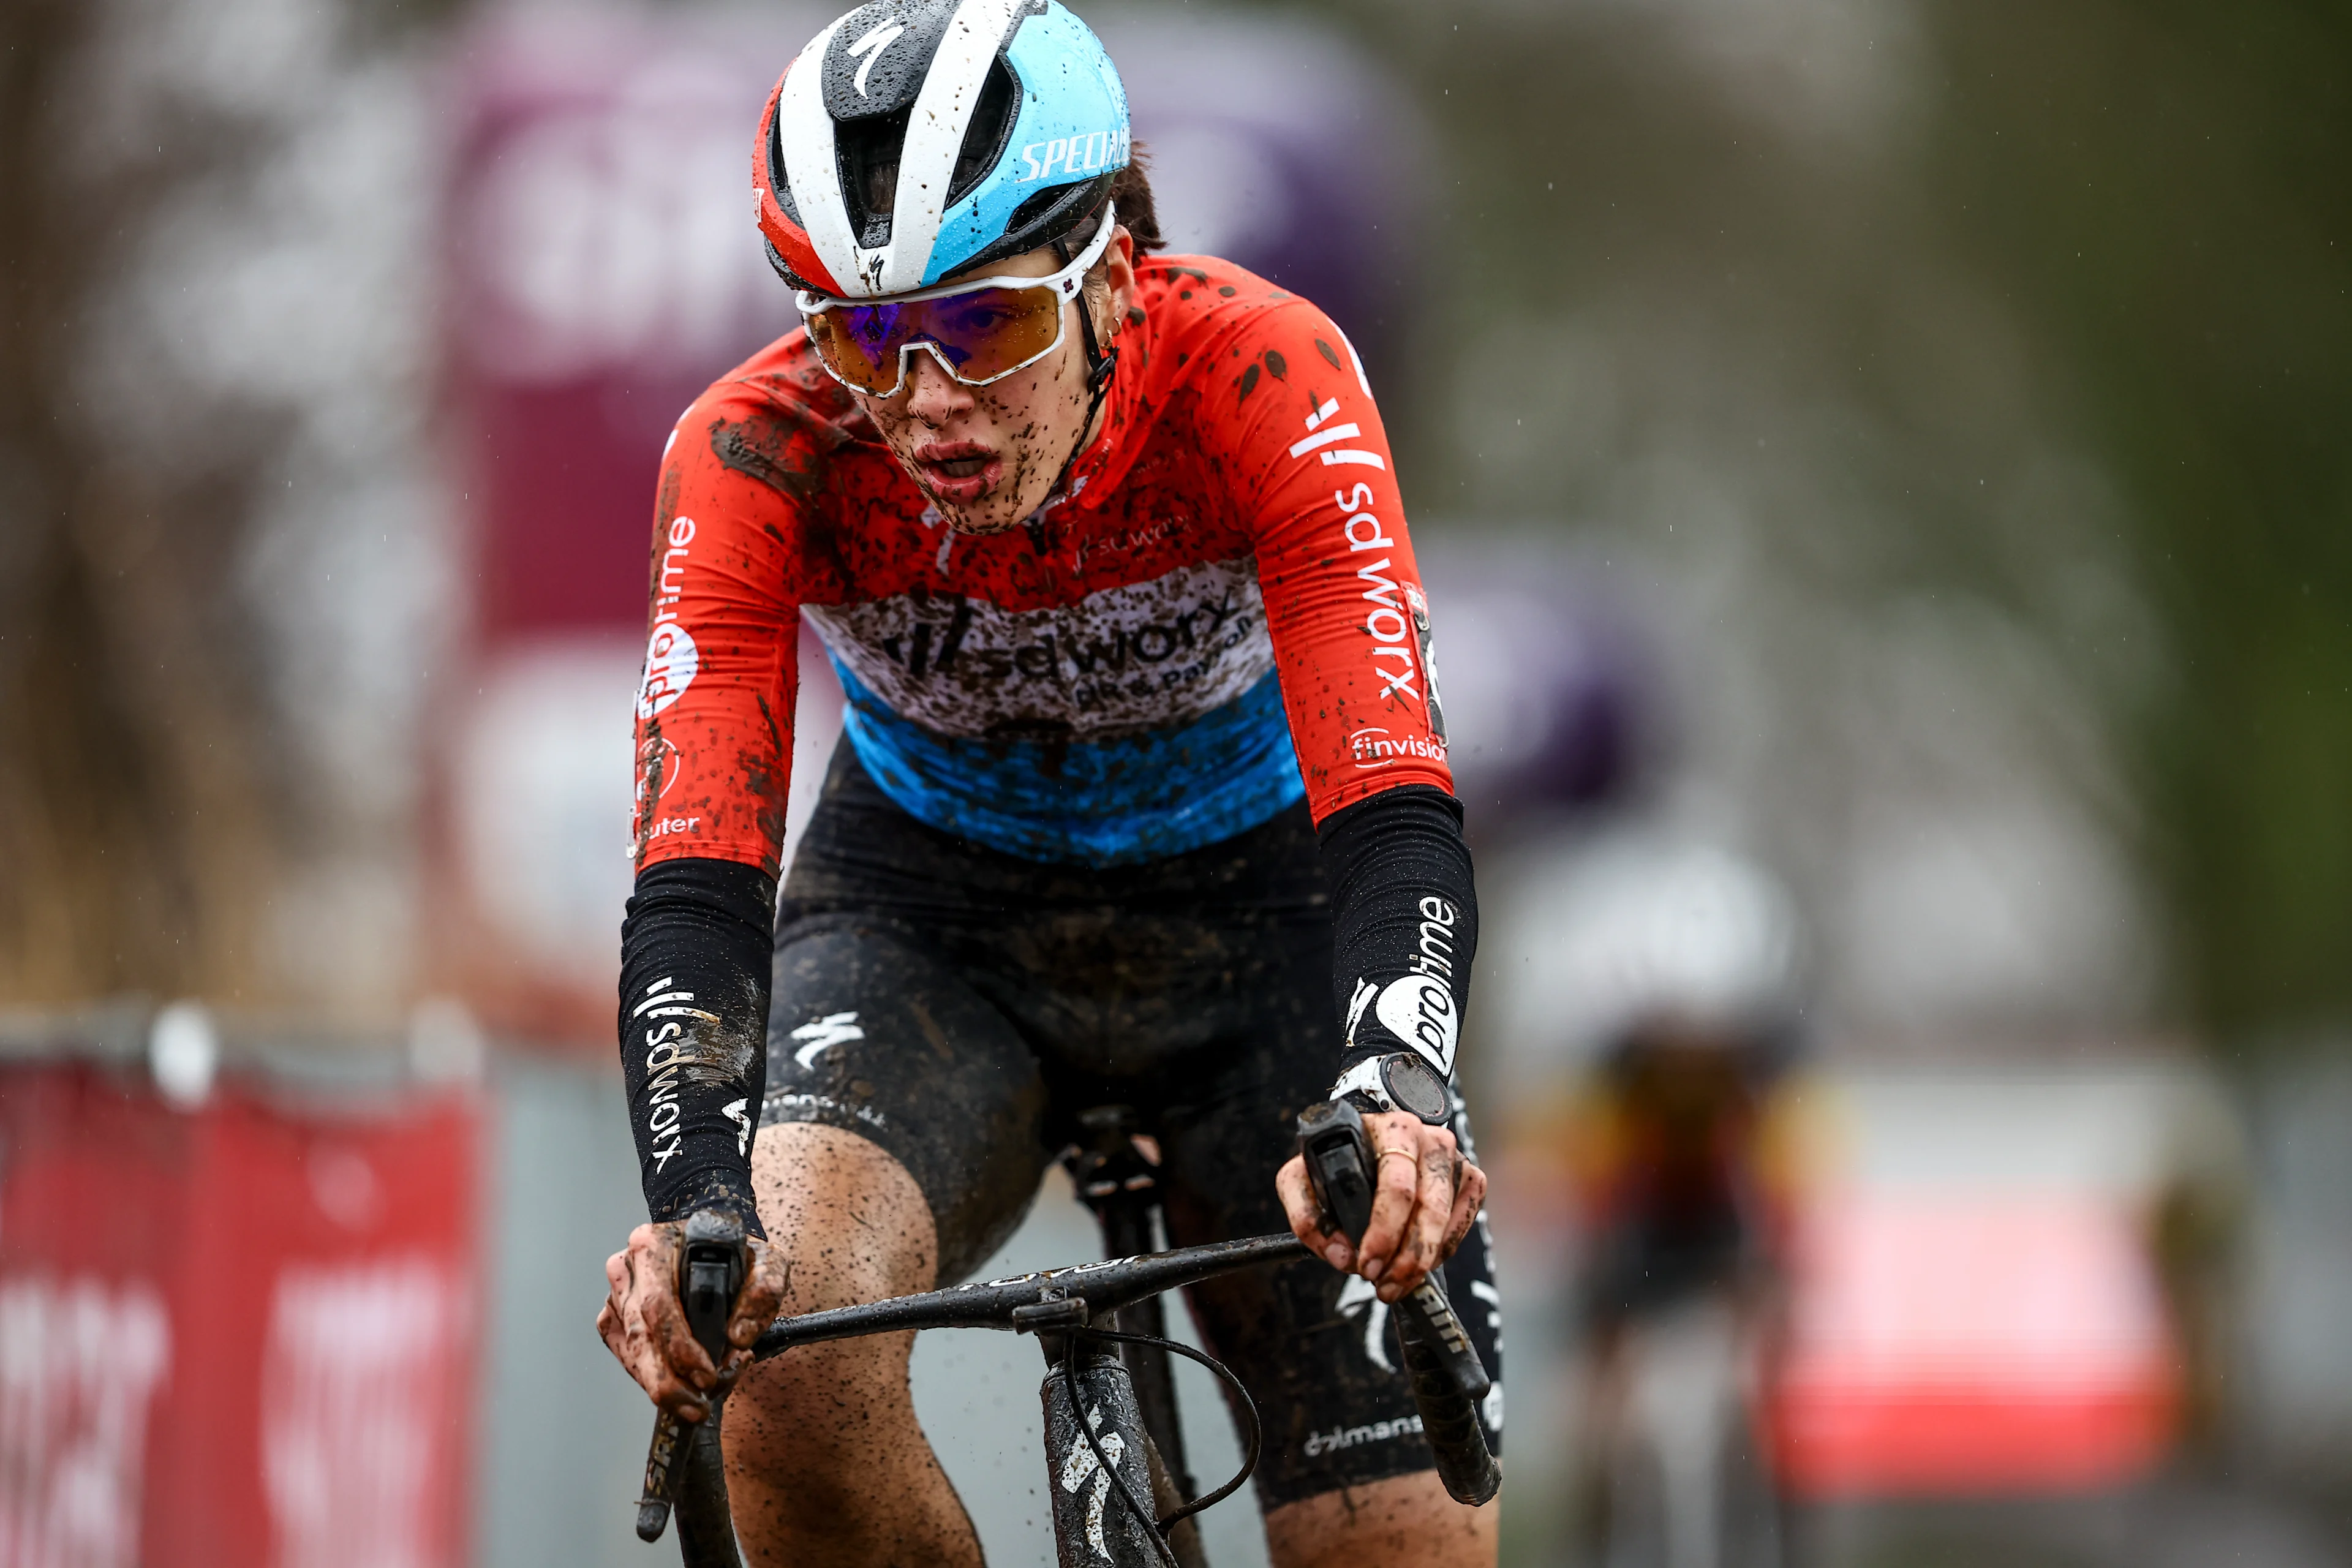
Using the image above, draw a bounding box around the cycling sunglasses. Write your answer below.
[796,206,1116,398]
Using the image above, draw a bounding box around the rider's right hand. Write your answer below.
[598,1219,788,1423]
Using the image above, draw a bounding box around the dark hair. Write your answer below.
[1110,142,1163,255]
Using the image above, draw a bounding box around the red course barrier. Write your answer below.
[0,1063,480,1567]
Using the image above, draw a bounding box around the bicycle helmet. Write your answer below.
[755,0,1131,300]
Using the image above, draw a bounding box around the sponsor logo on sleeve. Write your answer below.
[1289,396,1385,470]
[633,975,721,1172]
[636,623,698,720]
[637,516,700,720]
[1373,973,1458,1075]
[1310,429,1445,763]
[1349,727,1447,769]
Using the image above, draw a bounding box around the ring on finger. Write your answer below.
[1378,1147,1420,1164]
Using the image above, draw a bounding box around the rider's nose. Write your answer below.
[902,347,973,424]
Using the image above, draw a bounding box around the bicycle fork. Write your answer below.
[1041,1346,1171,1568]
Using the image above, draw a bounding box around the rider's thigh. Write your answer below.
[762,914,1054,1284]
[1263,1472,1498,1568]
[750,1121,937,1314]
[730,1123,935,1455]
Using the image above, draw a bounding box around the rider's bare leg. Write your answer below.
[1264,1472,1498,1568]
[723,1122,981,1568]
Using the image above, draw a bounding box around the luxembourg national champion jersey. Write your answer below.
[630,253,1453,873]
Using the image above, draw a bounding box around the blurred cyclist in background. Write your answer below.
[1490,834,1809,1568]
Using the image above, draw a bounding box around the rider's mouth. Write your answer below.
[914,443,1000,502]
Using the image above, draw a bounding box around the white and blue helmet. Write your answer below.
[755,0,1131,299]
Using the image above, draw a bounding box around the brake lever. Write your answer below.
[635,1209,750,1544]
[1295,1099,1489,1403]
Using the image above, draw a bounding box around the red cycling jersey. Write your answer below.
[630,252,1452,875]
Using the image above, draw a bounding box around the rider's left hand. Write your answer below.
[597,1219,788,1423]
[1275,1109,1485,1303]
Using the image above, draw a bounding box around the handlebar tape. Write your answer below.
[635,1210,752,1562]
[1296,1099,1501,1507]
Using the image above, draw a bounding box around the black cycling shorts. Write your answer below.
[759,741,1504,1509]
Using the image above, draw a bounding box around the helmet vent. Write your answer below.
[837,106,913,248]
[945,58,1019,206]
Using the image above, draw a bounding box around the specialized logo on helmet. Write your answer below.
[844,21,906,96]
[757,0,1132,298]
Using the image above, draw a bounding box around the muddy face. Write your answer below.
[848,228,1136,536]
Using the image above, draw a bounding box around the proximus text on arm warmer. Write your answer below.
[1316,783,1477,1087]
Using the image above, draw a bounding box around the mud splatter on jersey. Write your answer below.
[628,254,1450,872]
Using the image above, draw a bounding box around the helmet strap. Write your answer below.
[1046,224,1121,499]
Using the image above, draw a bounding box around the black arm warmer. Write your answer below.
[1316,785,1479,1088]
[617,856,777,1235]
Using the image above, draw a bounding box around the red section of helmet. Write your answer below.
[754,67,842,298]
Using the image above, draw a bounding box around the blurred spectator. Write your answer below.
[1488,832,1810,1567]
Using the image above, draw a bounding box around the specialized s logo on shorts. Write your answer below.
[790,1010,865,1070]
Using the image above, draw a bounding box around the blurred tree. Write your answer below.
[0,0,282,1002]
[1303,0,2347,1046]
[1933,2,2352,1040]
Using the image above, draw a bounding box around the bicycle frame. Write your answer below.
[1063,1107,1197,1506]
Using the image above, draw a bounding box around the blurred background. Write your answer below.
[2,0,2348,1564]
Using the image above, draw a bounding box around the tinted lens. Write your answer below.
[805,285,1065,394]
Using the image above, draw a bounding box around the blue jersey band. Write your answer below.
[832,658,1307,865]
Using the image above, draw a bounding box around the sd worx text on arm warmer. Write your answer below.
[618,856,776,1235]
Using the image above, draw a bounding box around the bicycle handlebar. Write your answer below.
[635,1211,751,1561]
[750,1232,1310,1358]
[1297,1098,1502,1506]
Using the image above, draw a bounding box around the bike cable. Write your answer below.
[1061,1346,1183,1568]
[1074,1326,1262,1531]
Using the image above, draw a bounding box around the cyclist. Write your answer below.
[594,4,1499,1564]
[1491,834,1804,1561]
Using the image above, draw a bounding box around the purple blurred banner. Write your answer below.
[443,9,811,643]
[442,2,1428,649]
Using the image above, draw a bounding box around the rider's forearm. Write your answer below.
[1315,785,1478,1089]
[618,855,777,1234]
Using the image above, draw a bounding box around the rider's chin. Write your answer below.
[940,501,1025,537]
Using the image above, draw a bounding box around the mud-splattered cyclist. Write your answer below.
[597,4,1501,1562]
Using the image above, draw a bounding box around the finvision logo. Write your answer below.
[1349,728,1447,768]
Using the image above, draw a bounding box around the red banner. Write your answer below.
[0,1064,479,1566]
[1768,1193,2179,1498]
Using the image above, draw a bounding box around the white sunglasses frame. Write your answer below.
[794,204,1118,397]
